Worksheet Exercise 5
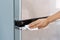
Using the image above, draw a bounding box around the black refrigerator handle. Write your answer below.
[15,16,48,27]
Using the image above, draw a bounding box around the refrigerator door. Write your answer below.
[21,0,56,20]
[20,0,60,40]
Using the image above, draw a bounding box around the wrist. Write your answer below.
[46,17,52,24]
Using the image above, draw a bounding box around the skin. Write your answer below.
[28,11,60,29]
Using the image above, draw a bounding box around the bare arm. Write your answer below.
[29,11,60,29]
[47,11,60,23]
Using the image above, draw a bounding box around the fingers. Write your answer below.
[32,22,45,29]
[35,23,43,29]
[28,19,48,29]
[28,19,41,28]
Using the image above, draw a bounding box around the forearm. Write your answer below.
[47,11,60,23]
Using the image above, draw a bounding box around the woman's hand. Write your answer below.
[28,18,50,29]
[28,11,60,29]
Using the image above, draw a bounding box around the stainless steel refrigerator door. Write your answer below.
[21,0,56,20]
[20,0,60,40]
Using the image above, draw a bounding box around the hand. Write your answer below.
[28,18,49,29]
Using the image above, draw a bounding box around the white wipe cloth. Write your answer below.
[22,25,38,31]
[21,25,49,31]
